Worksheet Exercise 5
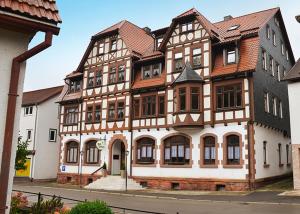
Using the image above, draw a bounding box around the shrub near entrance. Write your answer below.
[69,201,113,214]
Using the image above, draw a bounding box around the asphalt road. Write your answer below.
[13,184,300,214]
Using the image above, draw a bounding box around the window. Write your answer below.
[279,101,283,119]
[226,48,236,64]
[272,97,277,116]
[117,102,125,119]
[118,65,125,82]
[142,96,156,117]
[226,135,240,165]
[86,105,101,123]
[263,141,267,165]
[110,38,117,51]
[266,25,270,39]
[94,105,101,122]
[181,22,193,33]
[275,17,280,27]
[281,41,285,55]
[65,107,78,125]
[98,41,105,55]
[87,71,94,88]
[88,69,102,88]
[278,143,282,165]
[272,31,276,46]
[133,99,140,118]
[95,70,102,87]
[66,141,79,163]
[191,87,200,111]
[24,106,33,116]
[179,88,186,111]
[174,52,183,72]
[86,106,93,123]
[192,48,202,68]
[109,67,116,84]
[86,141,99,164]
[142,64,161,79]
[158,96,165,116]
[136,138,155,164]
[69,80,81,93]
[269,56,274,76]
[26,129,32,141]
[283,67,286,77]
[156,37,163,49]
[216,84,242,110]
[108,103,115,120]
[286,144,290,164]
[286,50,289,61]
[203,136,216,165]
[49,129,57,142]
[262,50,267,70]
[277,64,281,81]
[228,24,240,31]
[164,135,190,165]
[264,92,270,113]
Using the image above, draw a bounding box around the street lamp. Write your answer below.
[125,150,129,191]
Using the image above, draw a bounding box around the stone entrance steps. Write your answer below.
[85,175,144,191]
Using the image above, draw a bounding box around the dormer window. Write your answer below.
[226,47,236,64]
[181,22,193,33]
[266,25,270,39]
[142,64,161,79]
[192,48,202,68]
[174,52,183,72]
[69,80,81,93]
[110,38,117,51]
[227,24,240,31]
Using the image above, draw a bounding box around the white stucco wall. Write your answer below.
[254,124,292,179]
[288,83,300,145]
[0,28,32,213]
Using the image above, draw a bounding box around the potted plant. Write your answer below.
[120,163,126,178]
[101,162,107,177]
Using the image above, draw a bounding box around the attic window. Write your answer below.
[181,22,193,33]
[227,25,240,31]
[156,37,163,49]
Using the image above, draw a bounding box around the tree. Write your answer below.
[15,137,30,171]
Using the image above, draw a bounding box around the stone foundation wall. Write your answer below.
[57,173,101,186]
[292,145,300,189]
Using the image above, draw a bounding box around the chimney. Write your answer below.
[224,15,233,21]
[143,27,151,34]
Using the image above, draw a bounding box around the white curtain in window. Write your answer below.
[165,148,170,160]
[178,145,184,157]
[171,146,177,157]
[142,146,147,157]
[234,146,240,159]
[137,149,140,159]
[228,146,234,159]
[147,146,152,158]
[185,147,190,159]
[211,147,216,159]
[205,147,210,160]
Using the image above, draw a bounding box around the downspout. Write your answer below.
[79,99,83,188]
[0,31,53,213]
[30,104,39,181]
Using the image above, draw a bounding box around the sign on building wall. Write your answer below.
[15,159,31,177]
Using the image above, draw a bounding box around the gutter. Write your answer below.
[0,31,54,213]
[30,104,39,181]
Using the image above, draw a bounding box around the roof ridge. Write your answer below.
[23,85,63,94]
[214,7,279,24]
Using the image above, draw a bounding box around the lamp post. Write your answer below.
[125,150,129,191]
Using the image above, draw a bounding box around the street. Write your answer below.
[13,184,300,214]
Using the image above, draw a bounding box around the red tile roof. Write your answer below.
[212,37,260,77]
[132,68,166,89]
[94,20,154,56]
[0,0,61,25]
[22,85,63,106]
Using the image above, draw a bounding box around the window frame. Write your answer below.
[136,138,155,164]
[180,22,194,33]
[65,141,79,164]
[49,129,57,142]
[278,143,282,166]
[26,129,32,142]
[107,100,125,121]
[263,141,267,165]
[64,106,79,125]
[174,51,184,73]
[69,79,81,94]
[192,48,202,68]
[201,135,218,167]
[264,91,270,113]
[109,37,117,52]
[226,47,237,64]
[224,134,242,166]
[85,141,100,164]
[266,25,270,39]
[262,49,267,71]
[142,63,162,80]
[272,30,276,46]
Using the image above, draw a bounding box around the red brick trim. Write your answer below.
[57,172,101,186]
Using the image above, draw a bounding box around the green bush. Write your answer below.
[70,200,113,214]
[31,196,64,214]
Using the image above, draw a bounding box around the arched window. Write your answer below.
[86,141,100,164]
[226,135,240,165]
[164,135,190,165]
[203,136,216,165]
[66,141,79,163]
[136,138,155,164]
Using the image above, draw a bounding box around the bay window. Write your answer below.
[191,87,200,111]
[179,88,186,111]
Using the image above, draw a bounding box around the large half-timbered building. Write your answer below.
[57,7,294,191]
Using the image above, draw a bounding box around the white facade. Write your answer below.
[19,94,61,180]
[288,82,300,189]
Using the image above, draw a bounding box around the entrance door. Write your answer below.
[111,140,125,175]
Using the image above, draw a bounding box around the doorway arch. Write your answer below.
[108,135,128,175]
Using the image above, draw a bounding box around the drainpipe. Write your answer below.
[30,104,39,181]
[0,31,53,213]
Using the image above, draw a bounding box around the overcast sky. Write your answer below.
[23,0,300,91]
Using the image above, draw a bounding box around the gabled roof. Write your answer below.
[173,62,203,84]
[0,0,61,25]
[284,59,300,82]
[22,85,63,106]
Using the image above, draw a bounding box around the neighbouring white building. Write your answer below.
[0,1,61,212]
[16,86,63,181]
[285,59,300,189]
